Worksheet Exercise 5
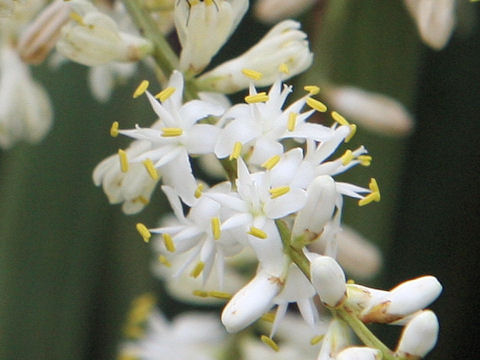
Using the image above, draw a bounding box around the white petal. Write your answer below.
[264,188,306,219]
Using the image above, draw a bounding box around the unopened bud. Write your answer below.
[336,346,382,360]
[310,255,346,307]
[396,310,439,358]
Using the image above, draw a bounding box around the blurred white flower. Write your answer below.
[254,0,316,24]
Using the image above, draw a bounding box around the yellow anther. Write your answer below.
[278,63,289,74]
[261,155,281,170]
[118,149,129,173]
[136,223,151,243]
[208,291,232,299]
[347,279,355,284]
[261,312,276,323]
[358,179,380,206]
[358,155,372,167]
[269,186,290,199]
[304,85,320,95]
[189,0,200,5]
[136,196,149,205]
[110,121,119,137]
[345,123,357,143]
[155,87,175,102]
[193,290,208,297]
[306,97,327,112]
[229,141,242,160]
[242,69,263,80]
[194,183,204,198]
[369,177,380,194]
[331,111,349,126]
[143,158,159,180]
[190,261,205,278]
[245,92,269,103]
[158,255,171,267]
[261,335,279,352]
[248,227,267,239]
[162,233,175,252]
[211,217,221,240]
[341,150,354,166]
[69,12,85,25]
[133,80,149,99]
[161,127,183,137]
[204,0,214,5]
[310,335,324,345]
[287,112,297,131]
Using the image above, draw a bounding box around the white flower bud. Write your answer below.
[221,269,282,333]
[317,319,351,360]
[404,0,456,50]
[197,20,313,93]
[325,86,414,137]
[175,0,248,74]
[254,0,315,24]
[336,347,382,360]
[56,2,152,66]
[310,255,346,307]
[396,310,439,358]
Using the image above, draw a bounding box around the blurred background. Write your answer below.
[0,1,478,359]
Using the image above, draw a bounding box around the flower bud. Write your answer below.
[197,20,313,93]
[317,319,351,360]
[221,269,282,333]
[254,0,315,24]
[310,255,346,307]
[396,310,439,358]
[336,347,382,360]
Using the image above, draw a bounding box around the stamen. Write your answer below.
[261,335,279,352]
[136,223,151,243]
[194,183,204,198]
[278,63,289,74]
[161,127,183,137]
[269,186,290,199]
[211,217,221,240]
[155,87,175,102]
[208,291,232,299]
[204,0,214,5]
[190,261,205,278]
[229,141,242,160]
[110,121,119,137]
[369,177,380,193]
[133,80,149,99]
[69,12,85,25]
[135,196,149,205]
[245,92,269,103]
[310,335,324,345]
[158,255,171,267]
[242,69,263,80]
[248,227,267,239]
[118,149,129,173]
[162,233,175,252]
[193,290,208,297]
[331,111,349,126]
[345,123,357,143]
[287,112,297,131]
[358,178,381,206]
[347,279,355,284]
[261,312,276,323]
[304,85,320,95]
[261,155,281,170]
[306,97,327,112]
[358,155,372,167]
[341,150,354,166]
[143,158,159,180]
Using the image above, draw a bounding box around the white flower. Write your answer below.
[120,309,227,360]
[254,0,316,24]
[395,310,439,358]
[214,80,332,165]
[0,46,52,148]
[336,347,382,360]
[118,71,224,205]
[198,20,313,93]
[92,140,160,214]
[88,61,137,102]
[317,319,351,360]
[175,0,248,74]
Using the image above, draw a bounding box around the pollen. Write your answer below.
[248,227,268,239]
[358,155,372,167]
[287,112,297,131]
[211,217,221,240]
[229,141,242,160]
[69,12,85,26]
[133,80,149,98]
[193,290,208,297]
[143,158,159,180]
[358,178,381,206]
[341,150,354,166]
[161,127,183,137]
[310,335,324,345]
[190,261,205,278]
[110,121,119,137]
[278,63,289,74]
[194,183,204,198]
[155,87,175,102]
[331,111,349,126]
[136,196,149,205]
[261,155,281,170]
[205,0,214,5]
[208,291,232,299]
[261,335,279,352]
[118,149,129,173]
[245,92,269,103]
[304,85,320,95]
[242,69,263,80]
[162,233,175,252]
[136,223,151,243]
[158,255,171,267]
[345,123,357,143]
[306,97,327,112]
[269,186,290,199]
